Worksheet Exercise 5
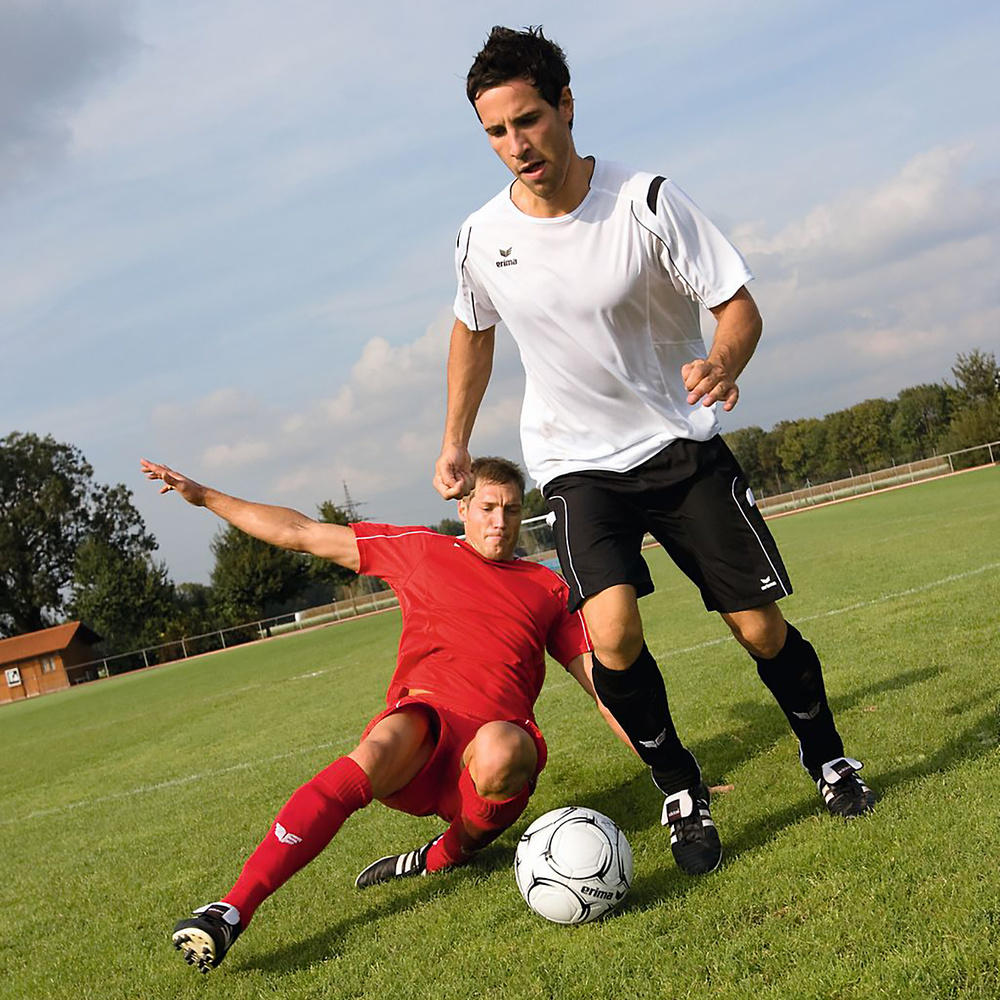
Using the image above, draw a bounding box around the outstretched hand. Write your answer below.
[433,444,475,500]
[681,357,740,411]
[140,458,207,506]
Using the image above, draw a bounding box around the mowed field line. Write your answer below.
[4,560,996,829]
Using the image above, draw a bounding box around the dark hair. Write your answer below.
[466,25,571,114]
[470,456,526,500]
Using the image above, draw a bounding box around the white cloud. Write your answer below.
[727,145,1000,428]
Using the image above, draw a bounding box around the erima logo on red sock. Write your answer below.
[274,822,302,845]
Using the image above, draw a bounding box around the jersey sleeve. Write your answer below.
[645,177,753,309]
[453,222,502,331]
[352,523,430,586]
[545,582,592,669]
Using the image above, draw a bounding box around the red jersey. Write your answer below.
[352,523,590,722]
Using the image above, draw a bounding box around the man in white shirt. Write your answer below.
[434,25,874,876]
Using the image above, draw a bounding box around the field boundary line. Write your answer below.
[653,561,999,660]
[762,462,996,521]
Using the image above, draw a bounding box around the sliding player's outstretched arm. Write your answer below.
[139,458,360,571]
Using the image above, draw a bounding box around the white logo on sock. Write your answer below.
[274,822,302,845]
[638,728,668,749]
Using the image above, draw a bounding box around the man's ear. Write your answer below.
[560,86,574,126]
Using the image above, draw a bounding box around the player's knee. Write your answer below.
[583,588,644,665]
[725,608,786,660]
[470,723,536,798]
[588,615,644,665]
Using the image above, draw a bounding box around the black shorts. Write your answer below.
[542,436,792,614]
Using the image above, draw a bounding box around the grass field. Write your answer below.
[2,467,998,1000]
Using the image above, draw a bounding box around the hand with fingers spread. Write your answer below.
[681,357,740,412]
[140,458,207,506]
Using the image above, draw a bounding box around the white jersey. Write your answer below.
[453,158,753,487]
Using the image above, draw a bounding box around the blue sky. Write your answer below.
[3,0,998,584]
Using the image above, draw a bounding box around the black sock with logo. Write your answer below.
[590,644,701,795]
[753,623,844,776]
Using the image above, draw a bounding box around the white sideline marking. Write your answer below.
[2,737,353,827]
[5,563,996,827]
[653,561,999,660]
[544,561,1000,684]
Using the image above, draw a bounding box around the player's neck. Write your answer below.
[512,154,595,219]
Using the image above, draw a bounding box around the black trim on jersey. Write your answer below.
[629,201,706,308]
[646,175,666,214]
[459,226,481,331]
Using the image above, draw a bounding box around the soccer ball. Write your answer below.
[514,806,633,924]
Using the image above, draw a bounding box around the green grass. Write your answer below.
[2,467,998,1000]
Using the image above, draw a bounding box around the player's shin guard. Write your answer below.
[222,756,372,924]
[426,766,530,872]
[591,645,700,795]
[753,623,844,775]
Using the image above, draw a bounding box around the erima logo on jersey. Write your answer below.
[274,822,302,845]
[495,247,518,267]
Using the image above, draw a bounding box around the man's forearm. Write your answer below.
[443,324,495,447]
[707,287,762,379]
[202,489,314,552]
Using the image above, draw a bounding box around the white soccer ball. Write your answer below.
[514,806,633,925]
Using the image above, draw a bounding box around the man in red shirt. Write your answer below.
[141,455,614,974]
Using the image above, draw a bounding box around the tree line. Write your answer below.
[2,349,996,660]
[0,437,360,657]
[725,349,999,496]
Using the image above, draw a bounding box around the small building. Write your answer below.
[0,622,103,705]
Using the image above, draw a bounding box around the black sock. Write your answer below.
[591,644,700,795]
[753,623,844,775]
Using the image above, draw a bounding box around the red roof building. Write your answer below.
[0,622,102,704]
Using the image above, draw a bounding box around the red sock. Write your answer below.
[426,766,530,872]
[222,756,372,924]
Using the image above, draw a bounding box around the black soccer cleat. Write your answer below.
[171,902,242,973]
[813,757,876,818]
[660,783,722,875]
[354,835,443,889]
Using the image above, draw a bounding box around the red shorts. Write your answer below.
[361,697,547,822]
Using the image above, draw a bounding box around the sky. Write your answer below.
[3,0,998,585]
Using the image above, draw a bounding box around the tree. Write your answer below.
[0,433,164,638]
[522,488,549,518]
[891,384,951,459]
[432,518,465,537]
[210,524,311,622]
[68,482,175,654]
[777,418,826,487]
[308,500,358,594]
[950,349,999,409]
[70,539,175,655]
[725,426,767,488]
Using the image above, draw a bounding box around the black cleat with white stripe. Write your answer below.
[660,783,722,875]
[355,835,443,889]
[171,902,242,974]
[813,757,875,818]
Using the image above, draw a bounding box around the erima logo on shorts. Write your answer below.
[760,576,778,591]
[495,246,518,267]
[746,487,756,507]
